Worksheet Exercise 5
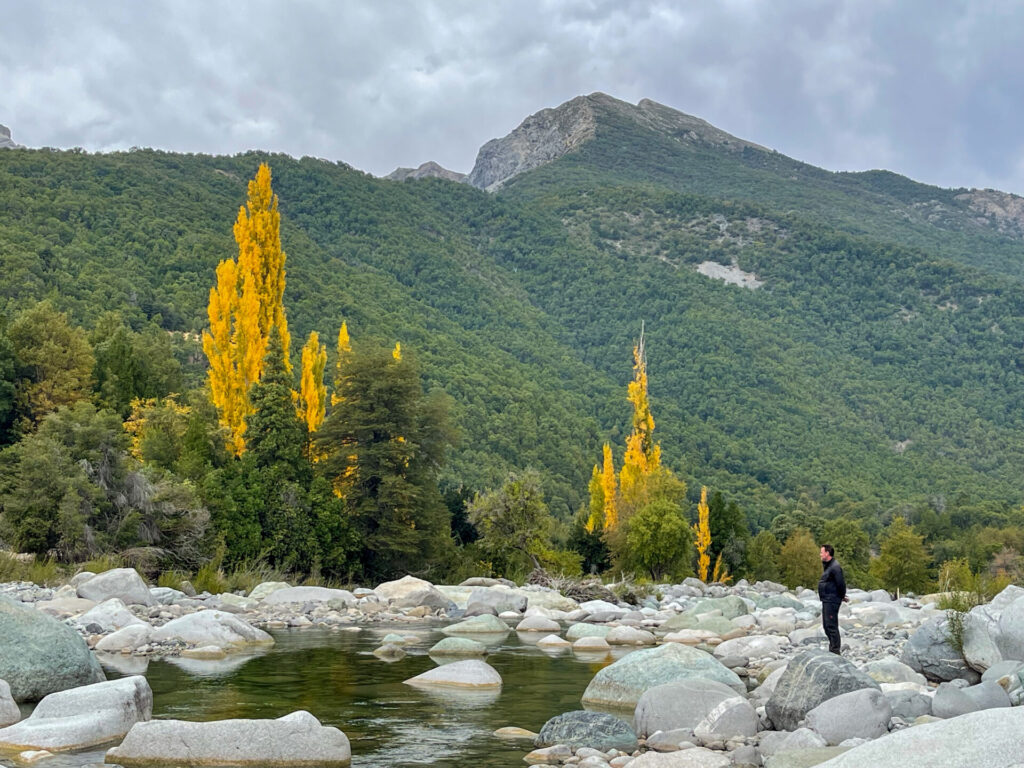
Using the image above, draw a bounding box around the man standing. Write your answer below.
[818,544,847,654]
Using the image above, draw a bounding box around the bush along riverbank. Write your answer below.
[2,567,1024,766]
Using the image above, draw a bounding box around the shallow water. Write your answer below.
[7,625,627,768]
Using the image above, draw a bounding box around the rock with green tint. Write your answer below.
[690,595,749,619]
[441,614,509,635]
[581,642,745,710]
[429,637,487,656]
[0,596,105,702]
[756,594,806,612]
[536,710,638,752]
[566,623,612,641]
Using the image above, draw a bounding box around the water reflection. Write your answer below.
[24,626,615,768]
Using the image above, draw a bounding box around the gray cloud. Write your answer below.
[1,0,1022,194]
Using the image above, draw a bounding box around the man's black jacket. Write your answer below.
[818,558,846,603]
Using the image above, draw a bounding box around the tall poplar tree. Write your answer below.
[298,331,327,434]
[202,163,290,455]
[693,486,712,581]
[619,329,662,512]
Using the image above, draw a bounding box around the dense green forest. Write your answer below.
[3,100,1024,587]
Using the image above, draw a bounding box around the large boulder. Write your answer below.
[810,706,1024,768]
[76,568,154,606]
[804,688,891,745]
[466,587,527,615]
[962,611,1002,672]
[900,616,976,682]
[536,710,638,752]
[566,623,612,641]
[248,581,291,601]
[261,586,356,607]
[626,748,731,767]
[692,696,759,741]
[0,596,105,702]
[73,598,147,633]
[766,650,880,731]
[713,635,787,660]
[862,656,926,685]
[995,596,1024,662]
[0,676,150,751]
[0,680,19,728]
[106,710,350,767]
[403,660,502,689]
[634,678,743,737]
[95,623,154,653]
[374,575,435,602]
[690,596,749,620]
[931,680,1011,719]
[151,610,274,650]
[582,642,745,711]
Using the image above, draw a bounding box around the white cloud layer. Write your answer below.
[1,0,1022,194]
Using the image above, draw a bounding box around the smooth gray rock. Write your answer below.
[764,747,849,768]
[0,676,150,751]
[931,680,1010,719]
[516,615,561,633]
[0,680,19,727]
[404,660,501,688]
[690,596,749,619]
[693,696,759,741]
[536,710,638,752]
[884,688,932,719]
[626,747,732,767]
[582,643,745,711]
[466,587,527,615]
[74,598,146,633]
[428,637,487,656]
[634,678,742,737]
[810,706,1024,767]
[441,614,509,635]
[804,688,891,745]
[0,595,105,702]
[261,586,356,607]
[566,623,612,641]
[106,710,350,767]
[900,616,977,682]
[713,635,786,660]
[862,656,926,685]
[76,568,154,606]
[766,650,880,731]
[963,611,1002,672]
[247,581,291,601]
[151,610,274,650]
[95,623,154,653]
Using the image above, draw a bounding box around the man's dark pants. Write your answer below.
[821,600,841,654]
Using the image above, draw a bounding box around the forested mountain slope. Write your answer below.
[3,94,1024,528]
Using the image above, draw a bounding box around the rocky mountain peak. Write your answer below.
[385,161,467,184]
[466,93,768,192]
[955,188,1024,240]
[0,124,24,149]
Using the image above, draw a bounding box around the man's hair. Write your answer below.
[822,544,835,557]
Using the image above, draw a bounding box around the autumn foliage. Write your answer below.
[202,163,291,455]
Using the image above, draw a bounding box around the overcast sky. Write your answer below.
[2,1,1023,194]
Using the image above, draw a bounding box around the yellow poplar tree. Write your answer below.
[586,464,604,533]
[392,341,402,361]
[297,331,327,433]
[202,163,290,454]
[619,329,662,511]
[601,443,618,531]
[331,321,352,406]
[693,486,712,581]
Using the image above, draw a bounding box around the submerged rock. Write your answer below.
[106,710,350,767]
[428,637,487,656]
[404,660,502,689]
[0,595,105,702]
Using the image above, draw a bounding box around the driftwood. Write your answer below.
[526,567,619,603]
